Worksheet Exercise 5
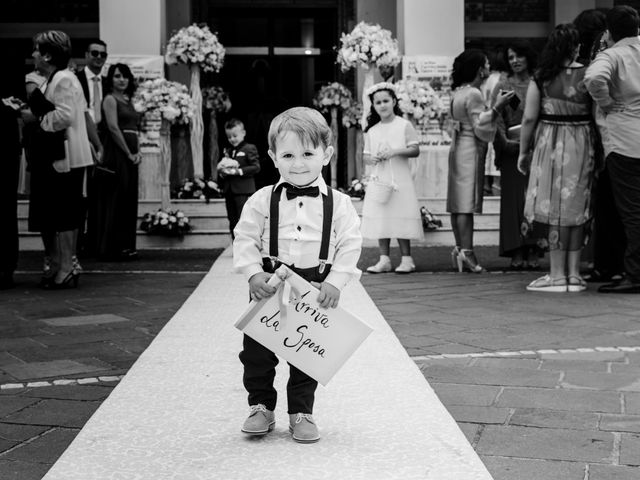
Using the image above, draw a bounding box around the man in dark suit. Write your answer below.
[76,39,107,256]
[218,119,260,239]
[76,39,108,127]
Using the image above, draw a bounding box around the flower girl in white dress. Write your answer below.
[360,83,423,273]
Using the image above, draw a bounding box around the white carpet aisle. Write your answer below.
[42,248,493,480]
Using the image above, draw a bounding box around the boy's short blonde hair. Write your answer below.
[268,107,332,152]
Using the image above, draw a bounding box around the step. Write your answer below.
[41,249,493,480]
[17,197,501,251]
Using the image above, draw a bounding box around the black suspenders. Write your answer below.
[269,184,334,273]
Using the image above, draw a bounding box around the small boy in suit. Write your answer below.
[233,107,362,443]
[218,119,260,238]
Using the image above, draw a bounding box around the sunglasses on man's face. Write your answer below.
[90,50,107,59]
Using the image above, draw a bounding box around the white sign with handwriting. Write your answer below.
[234,267,373,386]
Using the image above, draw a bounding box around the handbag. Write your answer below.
[367,162,396,204]
[27,80,66,165]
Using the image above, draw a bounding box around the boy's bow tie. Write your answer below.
[281,183,320,200]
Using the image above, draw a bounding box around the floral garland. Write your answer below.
[165,24,225,73]
[342,102,363,129]
[395,79,445,129]
[133,79,195,124]
[312,82,354,114]
[140,209,191,236]
[203,85,232,113]
[173,178,222,203]
[336,21,401,72]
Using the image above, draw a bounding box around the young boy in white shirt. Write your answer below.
[233,107,362,443]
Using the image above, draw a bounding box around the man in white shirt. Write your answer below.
[76,39,108,126]
[585,5,640,294]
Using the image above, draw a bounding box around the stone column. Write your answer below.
[397,0,464,57]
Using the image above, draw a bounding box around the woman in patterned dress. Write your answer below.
[518,24,597,292]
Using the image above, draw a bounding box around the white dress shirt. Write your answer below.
[84,66,103,122]
[233,176,362,290]
[585,36,640,158]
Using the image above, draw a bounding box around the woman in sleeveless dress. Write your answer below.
[447,49,514,272]
[94,63,141,260]
[518,24,597,293]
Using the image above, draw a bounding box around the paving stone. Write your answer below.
[0,460,52,480]
[3,399,101,428]
[600,414,640,433]
[1,427,77,463]
[480,456,586,480]
[420,343,486,354]
[541,359,610,373]
[20,385,114,401]
[0,339,42,351]
[471,358,541,370]
[29,329,148,347]
[457,422,480,444]
[497,387,621,413]
[39,314,130,327]
[509,408,599,430]
[0,353,24,368]
[0,397,40,418]
[446,405,510,424]
[0,423,48,442]
[431,383,501,406]
[561,371,640,392]
[1,360,113,381]
[476,425,613,462]
[625,393,640,414]
[619,434,640,466]
[588,464,640,479]
[540,351,626,362]
[421,364,561,388]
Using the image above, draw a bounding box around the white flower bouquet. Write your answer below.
[395,79,446,129]
[165,24,225,73]
[133,78,196,125]
[336,21,401,72]
[140,209,192,236]
[203,85,231,113]
[173,178,222,203]
[312,82,354,114]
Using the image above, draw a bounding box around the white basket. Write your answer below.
[367,178,396,204]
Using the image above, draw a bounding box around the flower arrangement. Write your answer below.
[312,82,354,114]
[343,178,366,198]
[133,79,196,124]
[173,178,222,203]
[140,209,191,236]
[165,24,225,73]
[342,102,363,129]
[395,79,446,129]
[336,21,401,72]
[203,85,232,113]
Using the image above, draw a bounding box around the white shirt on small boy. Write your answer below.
[233,176,362,290]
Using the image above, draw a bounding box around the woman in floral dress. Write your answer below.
[518,24,597,292]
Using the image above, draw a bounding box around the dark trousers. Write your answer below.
[224,193,250,239]
[0,152,20,276]
[593,163,626,275]
[607,152,640,282]
[239,262,329,414]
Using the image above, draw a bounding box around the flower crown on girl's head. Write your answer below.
[365,82,397,97]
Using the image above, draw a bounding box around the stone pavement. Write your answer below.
[0,247,639,479]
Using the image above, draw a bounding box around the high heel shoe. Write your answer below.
[45,271,80,290]
[456,249,485,273]
[451,247,461,271]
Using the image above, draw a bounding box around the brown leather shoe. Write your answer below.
[241,404,275,435]
[289,413,320,443]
